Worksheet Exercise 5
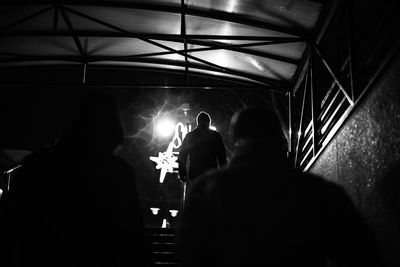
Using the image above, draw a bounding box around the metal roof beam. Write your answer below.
[3,83,279,92]
[88,65,276,89]
[59,6,86,60]
[0,30,303,42]
[83,40,299,65]
[289,0,337,94]
[0,54,282,87]
[1,1,309,37]
[0,63,283,91]
[186,39,300,65]
[60,6,284,87]
[53,5,59,32]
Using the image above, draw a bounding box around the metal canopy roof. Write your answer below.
[0,0,327,92]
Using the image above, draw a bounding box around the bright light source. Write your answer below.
[0,188,3,199]
[156,118,175,138]
[161,219,167,228]
[209,125,217,131]
[169,210,179,217]
[150,207,160,215]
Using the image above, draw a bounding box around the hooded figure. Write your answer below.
[177,106,384,267]
[0,91,152,267]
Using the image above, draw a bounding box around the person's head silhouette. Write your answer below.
[230,105,286,156]
[196,111,211,130]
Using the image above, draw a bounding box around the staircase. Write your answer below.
[146,228,179,266]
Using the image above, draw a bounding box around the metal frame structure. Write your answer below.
[4,0,378,171]
[291,0,356,170]
[291,0,400,171]
[0,1,324,92]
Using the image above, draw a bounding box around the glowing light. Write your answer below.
[149,150,178,183]
[181,103,190,115]
[5,164,21,174]
[169,210,179,217]
[0,188,3,199]
[156,118,175,138]
[150,121,190,183]
[162,219,167,228]
[150,207,160,215]
[298,131,302,137]
[209,125,217,131]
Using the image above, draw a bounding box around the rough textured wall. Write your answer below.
[310,50,400,267]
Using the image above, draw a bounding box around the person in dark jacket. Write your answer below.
[176,106,384,267]
[178,111,227,183]
[0,91,152,267]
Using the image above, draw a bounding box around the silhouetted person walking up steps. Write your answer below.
[0,91,152,267]
[177,106,384,267]
[178,111,227,183]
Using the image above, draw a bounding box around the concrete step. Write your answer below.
[152,251,178,262]
[146,228,179,266]
[152,242,176,252]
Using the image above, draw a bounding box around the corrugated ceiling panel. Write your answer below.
[1,5,54,31]
[0,61,80,67]
[0,37,79,56]
[80,38,163,56]
[0,5,51,29]
[106,0,180,4]
[187,0,322,29]
[185,15,295,37]
[188,67,267,85]
[66,6,181,34]
[186,41,306,61]
[81,38,184,57]
[189,50,296,80]
[148,54,185,62]
[90,61,185,71]
[243,41,306,60]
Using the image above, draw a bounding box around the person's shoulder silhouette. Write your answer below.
[0,91,152,267]
[177,105,384,267]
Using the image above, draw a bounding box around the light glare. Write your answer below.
[156,119,175,138]
[150,207,160,215]
[169,210,179,217]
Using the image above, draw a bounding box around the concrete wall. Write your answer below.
[309,49,400,266]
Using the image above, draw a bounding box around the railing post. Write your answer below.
[346,1,355,101]
[82,62,87,84]
[312,43,354,106]
[294,61,309,168]
[288,91,292,155]
[309,49,317,158]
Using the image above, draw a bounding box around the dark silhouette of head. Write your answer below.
[196,111,211,129]
[230,105,286,154]
[69,91,123,154]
